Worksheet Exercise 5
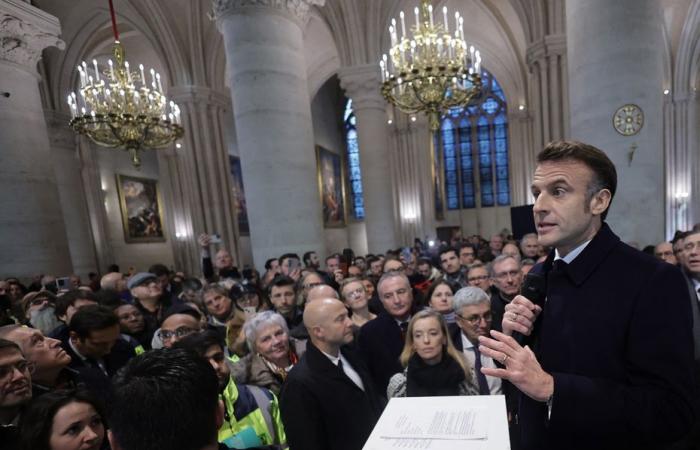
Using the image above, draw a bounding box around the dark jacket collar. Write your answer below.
[304,341,365,390]
[542,222,620,287]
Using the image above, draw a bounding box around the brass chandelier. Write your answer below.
[67,0,183,168]
[380,0,482,131]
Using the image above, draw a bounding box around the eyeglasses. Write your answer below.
[158,327,196,341]
[345,287,365,300]
[456,312,492,325]
[468,275,489,283]
[493,270,521,280]
[0,360,35,383]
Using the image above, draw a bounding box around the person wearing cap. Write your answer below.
[128,272,179,345]
[21,291,61,336]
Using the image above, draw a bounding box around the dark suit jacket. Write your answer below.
[357,313,405,395]
[61,336,136,403]
[519,223,695,450]
[280,341,382,450]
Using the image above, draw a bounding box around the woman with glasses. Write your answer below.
[386,309,478,399]
[231,311,305,395]
[339,278,376,328]
[19,389,106,450]
[425,280,459,324]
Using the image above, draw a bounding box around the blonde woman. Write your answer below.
[387,309,478,398]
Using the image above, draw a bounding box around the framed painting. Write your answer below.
[316,146,346,228]
[115,174,166,243]
[228,155,250,235]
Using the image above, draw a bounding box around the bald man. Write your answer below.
[306,284,339,303]
[280,298,381,450]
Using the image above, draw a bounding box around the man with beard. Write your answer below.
[21,291,61,335]
[0,339,33,450]
[0,325,75,396]
[174,330,286,447]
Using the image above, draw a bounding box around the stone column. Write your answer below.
[566,0,664,244]
[214,0,326,268]
[0,0,72,278]
[168,86,240,276]
[45,110,98,277]
[339,64,397,253]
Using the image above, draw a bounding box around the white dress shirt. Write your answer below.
[321,350,365,391]
[461,333,502,395]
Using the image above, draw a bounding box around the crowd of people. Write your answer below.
[0,140,699,450]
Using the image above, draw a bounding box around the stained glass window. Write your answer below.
[439,68,510,209]
[344,99,365,220]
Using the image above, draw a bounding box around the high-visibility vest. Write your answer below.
[218,376,286,448]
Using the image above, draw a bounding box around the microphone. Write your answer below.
[520,272,546,307]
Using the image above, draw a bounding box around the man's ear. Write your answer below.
[108,430,121,450]
[589,189,612,217]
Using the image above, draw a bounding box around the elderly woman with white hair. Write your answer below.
[230,310,306,395]
[451,286,502,395]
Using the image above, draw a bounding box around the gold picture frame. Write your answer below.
[115,174,166,243]
[316,145,347,228]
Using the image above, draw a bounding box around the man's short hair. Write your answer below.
[302,251,316,266]
[55,290,97,319]
[537,140,617,220]
[520,233,537,244]
[366,256,380,266]
[148,264,170,278]
[0,338,21,353]
[264,258,278,271]
[68,305,119,339]
[267,275,296,297]
[109,349,220,450]
[325,254,339,264]
[377,271,410,295]
[458,243,476,254]
[201,283,229,298]
[278,253,299,267]
[438,246,458,258]
[488,255,521,277]
[417,258,432,267]
[452,287,491,311]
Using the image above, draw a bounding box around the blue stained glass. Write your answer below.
[482,97,499,115]
[437,68,510,210]
[344,101,365,220]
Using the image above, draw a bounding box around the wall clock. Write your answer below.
[613,104,644,136]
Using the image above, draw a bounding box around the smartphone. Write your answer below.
[288,258,300,272]
[243,306,257,316]
[209,233,222,244]
[56,277,71,290]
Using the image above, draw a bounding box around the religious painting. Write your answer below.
[433,133,446,220]
[116,174,166,243]
[316,146,346,228]
[228,155,250,235]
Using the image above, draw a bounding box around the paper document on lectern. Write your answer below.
[363,395,511,450]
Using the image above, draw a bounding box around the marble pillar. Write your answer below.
[45,110,98,277]
[0,0,72,278]
[214,0,326,268]
[339,64,397,253]
[566,0,664,245]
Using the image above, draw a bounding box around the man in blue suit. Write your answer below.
[479,140,695,450]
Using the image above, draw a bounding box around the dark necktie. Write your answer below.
[399,321,409,341]
[472,346,490,395]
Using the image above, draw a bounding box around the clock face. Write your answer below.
[613,104,644,136]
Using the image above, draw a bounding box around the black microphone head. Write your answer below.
[521,272,546,306]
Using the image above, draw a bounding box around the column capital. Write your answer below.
[170,85,232,109]
[212,0,324,25]
[0,0,64,71]
[526,33,566,67]
[338,64,385,111]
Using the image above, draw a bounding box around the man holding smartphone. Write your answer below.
[197,233,240,282]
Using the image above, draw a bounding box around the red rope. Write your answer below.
[108,0,120,41]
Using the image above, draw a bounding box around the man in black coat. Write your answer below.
[357,271,414,396]
[280,298,382,450]
[479,141,696,450]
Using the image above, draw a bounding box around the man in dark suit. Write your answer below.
[479,141,695,450]
[61,305,135,401]
[357,271,413,395]
[280,298,381,450]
